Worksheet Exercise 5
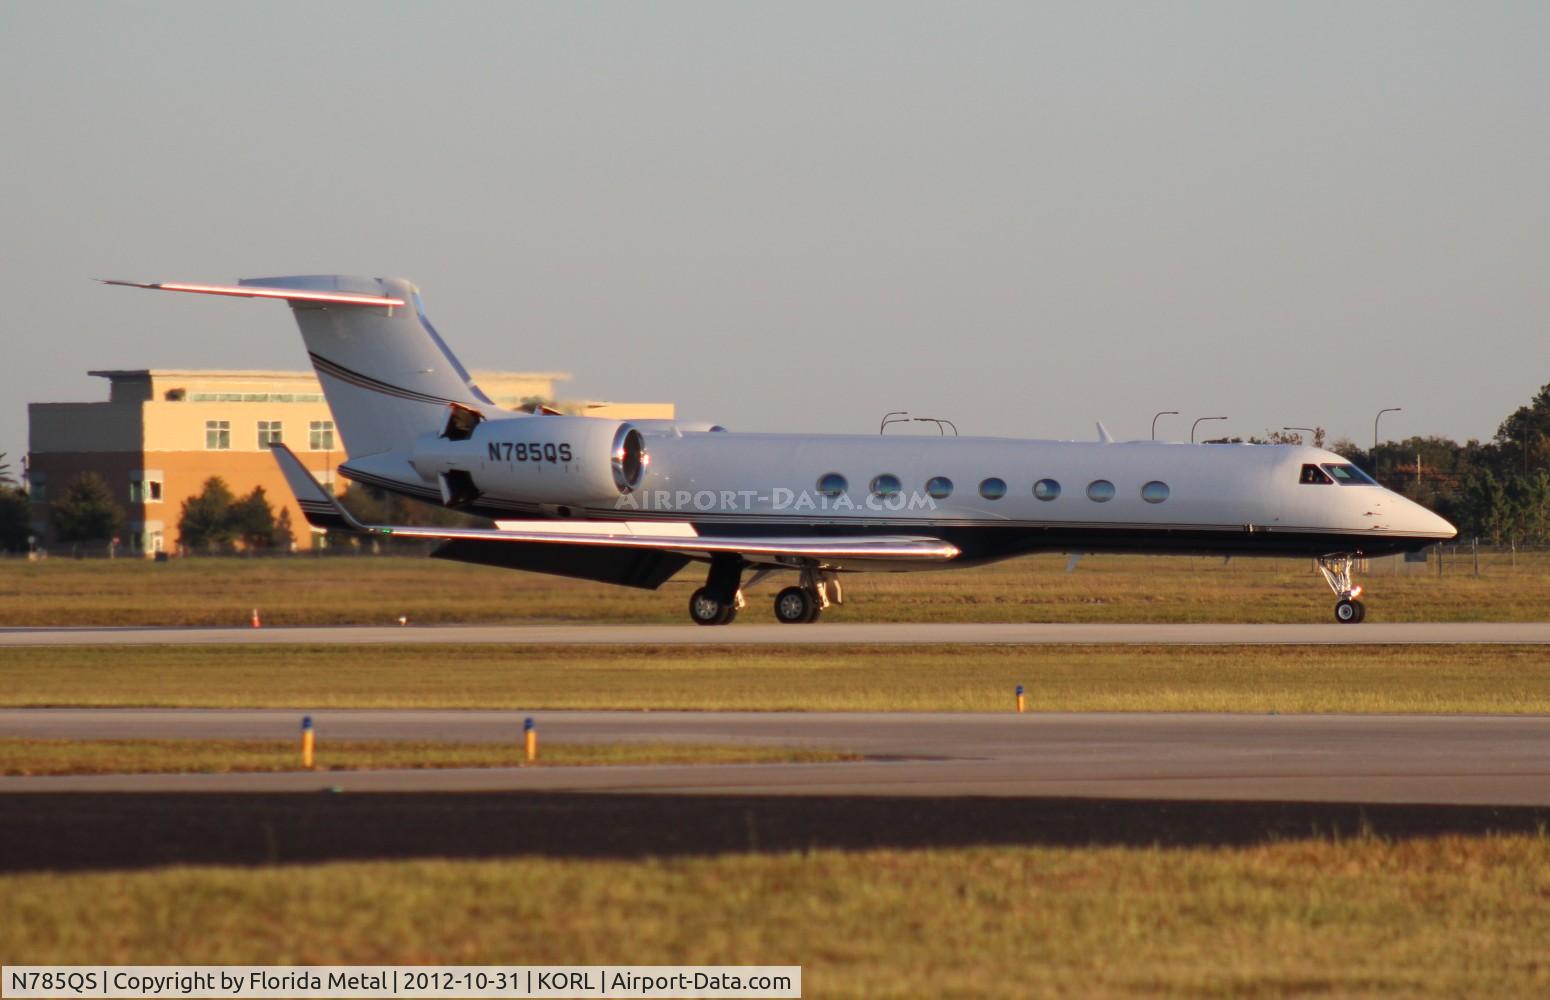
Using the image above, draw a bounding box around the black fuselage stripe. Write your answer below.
[310,353,467,408]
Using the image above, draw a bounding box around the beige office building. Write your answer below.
[27,369,673,553]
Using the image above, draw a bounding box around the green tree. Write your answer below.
[178,477,239,553]
[50,472,126,550]
[1495,382,1550,478]
[1458,470,1508,544]
[0,452,14,487]
[229,486,278,551]
[0,486,30,552]
[271,507,296,552]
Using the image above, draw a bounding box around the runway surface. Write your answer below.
[5,709,1550,806]
[4,621,1550,645]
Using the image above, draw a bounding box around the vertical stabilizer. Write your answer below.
[238,275,494,459]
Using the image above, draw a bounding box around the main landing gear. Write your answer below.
[773,568,842,625]
[1317,554,1366,624]
[688,553,746,626]
[688,586,743,625]
[688,556,842,626]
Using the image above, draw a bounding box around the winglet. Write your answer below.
[1096,422,1114,444]
[269,443,367,533]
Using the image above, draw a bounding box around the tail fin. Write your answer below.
[103,275,492,459]
[240,276,492,458]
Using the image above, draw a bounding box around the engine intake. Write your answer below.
[612,424,647,493]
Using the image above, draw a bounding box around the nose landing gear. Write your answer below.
[1318,554,1366,624]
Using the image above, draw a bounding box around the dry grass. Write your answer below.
[0,739,856,776]
[6,643,1550,713]
[4,835,1548,996]
[2,549,1547,626]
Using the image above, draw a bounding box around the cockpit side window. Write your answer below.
[1321,463,1377,486]
[1300,463,1334,485]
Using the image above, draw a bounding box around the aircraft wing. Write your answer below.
[270,443,960,566]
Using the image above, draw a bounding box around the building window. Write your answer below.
[309,420,336,451]
[205,420,231,450]
[1141,481,1170,504]
[816,472,848,498]
[27,474,45,503]
[258,420,283,448]
[870,473,902,497]
[1033,478,1061,501]
[925,476,953,500]
[979,477,1007,500]
[129,472,164,504]
[1086,480,1115,502]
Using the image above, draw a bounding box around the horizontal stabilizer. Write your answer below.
[269,443,360,533]
[98,279,404,308]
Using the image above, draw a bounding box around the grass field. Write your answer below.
[7,642,1550,713]
[2,549,1547,626]
[8,555,1547,992]
[5,835,1548,997]
[0,739,855,776]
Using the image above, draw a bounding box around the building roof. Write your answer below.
[87,369,575,382]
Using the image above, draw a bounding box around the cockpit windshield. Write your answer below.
[1322,463,1377,486]
[1300,464,1333,485]
[1300,463,1378,486]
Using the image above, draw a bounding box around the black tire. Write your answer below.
[1334,598,1360,624]
[774,586,815,624]
[690,587,733,626]
[1351,599,1366,623]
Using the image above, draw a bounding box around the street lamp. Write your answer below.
[1284,426,1317,445]
[1151,411,1179,441]
[1374,407,1402,453]
[1191,416,1227,444]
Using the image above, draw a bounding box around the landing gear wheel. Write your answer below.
[1334,598,1366,624]
[689,587,735,626]
[774,586,816,624]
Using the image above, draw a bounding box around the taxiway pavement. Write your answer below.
[3,622,1550,646]
[4,708,1549,806]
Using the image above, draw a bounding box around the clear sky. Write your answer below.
[2,1,1546,465]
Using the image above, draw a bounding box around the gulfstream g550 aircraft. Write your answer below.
[109,275,1456,625]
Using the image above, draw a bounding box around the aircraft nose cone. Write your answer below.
[1394,492,1457,539]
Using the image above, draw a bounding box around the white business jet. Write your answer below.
[107,276,1456,625]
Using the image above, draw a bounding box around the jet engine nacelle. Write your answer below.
[409,414,648,508]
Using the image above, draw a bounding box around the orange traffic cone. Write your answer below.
[251,607,262,628]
